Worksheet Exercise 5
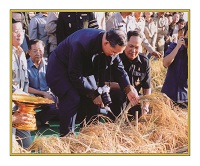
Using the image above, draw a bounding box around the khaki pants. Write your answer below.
[156,36,165,55]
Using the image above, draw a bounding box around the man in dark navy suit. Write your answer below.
[46,28,139,136]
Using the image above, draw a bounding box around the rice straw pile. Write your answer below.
[12,92,188,154]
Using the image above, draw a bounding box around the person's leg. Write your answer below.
[157,37,165,55]
[15,129,32,149]
[35,95,59,125]
[76,95,99,125]
[128,104,142,120]
[58,88,80,137]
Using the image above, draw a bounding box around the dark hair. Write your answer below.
[127,30,140,41]
[106,28,127,47]
[12,12,25,22]
[12,18,22,24]
[177,18,185,24]
[28,39,45,50]
[172,12,179,16]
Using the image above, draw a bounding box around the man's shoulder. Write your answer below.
[139,53,149,61]
[107,12,120,22]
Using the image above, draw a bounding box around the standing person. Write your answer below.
[29,12,48,57]
[27,39,59,127]
[12,12,29,55]
[144,12,157,58]
[12,19,33,149]
[161,35,188,108]
[45,12,59,57]
[164,12,180,52]
[154,12,169,55]
[106,12,135,33]
[172,18,186,43]
[133,12,145,33]
[94,12,106,30]
[46,28,139,136]
[106,30,151,120]
[56,12,99,44]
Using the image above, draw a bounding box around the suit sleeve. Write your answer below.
[68,41,97,95]
[111,55,130,90]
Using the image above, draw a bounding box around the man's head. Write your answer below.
[158,12,165,17]
[120,12,132,17]
[134,12,142,19]
[28,39,45,63]
[12,12,24,22]
[12,19,24,47]
[124,30,142,60]
[177,18,185,30]
[172,12,180,23]
[102,29,127,56]
[179,12,184,19]
[144,12,153,19]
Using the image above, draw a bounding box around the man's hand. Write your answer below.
[12,112,35,125]
[93,95,104,108]
[141,105,149,115]
[177,36,185,49]
[42,91,53,100]
[127,88,139,106]
[152,51,162,59]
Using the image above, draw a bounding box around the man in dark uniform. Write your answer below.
[107,30,151,120]
[56,12,99,44]
[46,28,139,136]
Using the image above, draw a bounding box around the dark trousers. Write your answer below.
[35,95,59,124]
[76,95,99,125]
[58,88,80,136]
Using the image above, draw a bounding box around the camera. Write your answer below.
[97,85,112,114]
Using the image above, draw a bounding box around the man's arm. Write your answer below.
[105,82,120,90]
[112,56,139,106]
[141,88,151,115]
[45,12,59,34]
[28,17,38,40]
[28,87,53,100]
[163,37,184,68]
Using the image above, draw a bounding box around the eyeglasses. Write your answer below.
[12,29,25,35]
[31,49,44,54]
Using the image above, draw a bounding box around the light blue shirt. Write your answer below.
[27,57,49,92]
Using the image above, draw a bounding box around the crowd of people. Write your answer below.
[11,11,188,149]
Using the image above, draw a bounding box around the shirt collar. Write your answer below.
[132,54,142,64]
[12,46,23,56]
[121,51,142,64]
[27,57,46,68]
[116,12,128,23]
